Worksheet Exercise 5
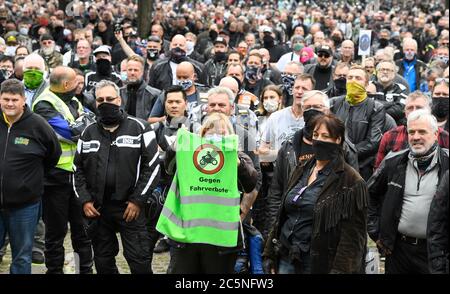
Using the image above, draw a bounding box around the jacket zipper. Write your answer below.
[1,126,11,207]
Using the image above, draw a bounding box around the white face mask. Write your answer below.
[19,27,29,36]
[204,133,224,142]
[263,99,279,113]
[186,41,195,55]
[120,71,128,82]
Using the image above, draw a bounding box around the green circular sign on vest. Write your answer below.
[193,144,224,175]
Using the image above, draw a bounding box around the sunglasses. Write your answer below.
[317,53,330,58]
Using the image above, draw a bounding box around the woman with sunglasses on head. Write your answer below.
[263,113,368,274]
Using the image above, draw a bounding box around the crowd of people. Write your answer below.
[0,0,448,274]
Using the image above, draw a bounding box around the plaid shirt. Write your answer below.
[375,125,450,169]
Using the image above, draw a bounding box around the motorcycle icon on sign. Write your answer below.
[200,151,218,166]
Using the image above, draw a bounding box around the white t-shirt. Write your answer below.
[276,51,301,72]
[263,106,304,150]
[170,61,178,85]
[63,50,79,66]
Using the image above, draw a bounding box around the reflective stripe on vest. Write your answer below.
[156,128,240,247]
[32,88,84,172]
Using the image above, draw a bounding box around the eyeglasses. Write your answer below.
[302,104,326,111]
[317,53,330,58]
[378,68,394,73]
[96,96,118,103]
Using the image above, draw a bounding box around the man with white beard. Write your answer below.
[36,34,63,71]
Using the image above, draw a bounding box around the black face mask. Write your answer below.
[303,109,323,140]
[331,35,342,46]
[312,139,341,161]
[214,51,227,63]
[432,97,449,119]
[147,49,159,61]
[379,38,389,48]
[97,102,123,126]
[96,58,111,76]
[245,66,260,81]
[170,47,187,64]
[263,35,275,48]
[209,30,218,41]
[334,77,347,95]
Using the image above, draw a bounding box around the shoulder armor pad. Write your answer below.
[397,83,406,91]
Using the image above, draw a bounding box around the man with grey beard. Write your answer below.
[368,110,449,274]
[37,34,63,71]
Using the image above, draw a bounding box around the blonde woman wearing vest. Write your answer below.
[163,113,258,274]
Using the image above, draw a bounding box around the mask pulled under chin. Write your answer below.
[55,88,77,103]
[97,102,123,126]
[312,139,341,161]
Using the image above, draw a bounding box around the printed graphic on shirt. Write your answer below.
[193,143,224,175]
[14,137,30,146]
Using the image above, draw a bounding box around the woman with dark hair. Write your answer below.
[263,113,368,274]
[253,84,283,236]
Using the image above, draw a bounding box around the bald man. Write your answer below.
[148,34,206,90]
[23,53,48,107]
[32,66,93,274]
[259,48,282,85]
[340,40,355,63]
[149,61,210,123]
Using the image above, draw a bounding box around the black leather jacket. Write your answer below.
[264,128,359,237]
[427,169,449,274]
[120,81,161,121]
[73,114,160,207]
[203,59,227,87]
[367,147,449,251]
[370,82,409,125]
[330,96,386,171]
[264,155,368,274]
[148,57,205,91]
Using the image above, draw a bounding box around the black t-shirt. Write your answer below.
[313,66,332,90]
[125,83,140,116]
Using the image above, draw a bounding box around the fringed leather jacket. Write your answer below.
[263,155,368,274]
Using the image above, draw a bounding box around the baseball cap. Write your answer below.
[6,35,17,44]
[260,26,273,34]
[213,36,227,46]
[316,44,332,56]
[93,45,111,56]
